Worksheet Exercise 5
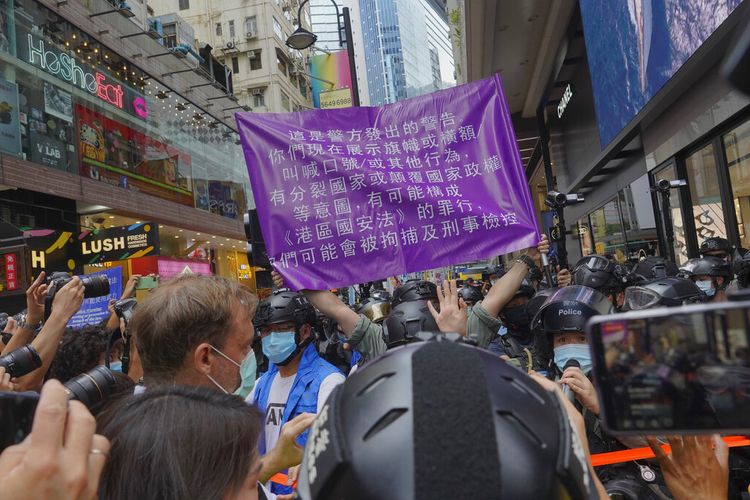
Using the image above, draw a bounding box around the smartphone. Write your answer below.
[135,276,158,290]
[587,300,750,436]
[0,392,40,451]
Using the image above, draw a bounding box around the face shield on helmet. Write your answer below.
[620,286,662,311]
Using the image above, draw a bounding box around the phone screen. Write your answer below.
[589,302,750,434]
[0,392,40,451]
[135,276,158,290]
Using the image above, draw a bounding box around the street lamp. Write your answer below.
[285,0,360,106]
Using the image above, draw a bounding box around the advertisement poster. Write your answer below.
[309,50,353,109]
[67,266,123,328]
[76,104,195,206]
[30,131,66,169]
[237,74,540,290]
[208,181,243,219]
[0,77,20,155]
[43,82,73,122]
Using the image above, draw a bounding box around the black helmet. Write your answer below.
[391,280,438,308]
[253,290,316,328]
[531,285,614,334]
[571,255,627,294]
[527,265,543,283]
[512,280,536,300]
[370,289,391,302]
[296,340,597,500]
[628,256,679,285]
[628,277,705,308]
[679,257,733,283]
[382,300,438,348]
[526,287,559,326]
[458,286,483,305]
[360,299,391,324]
[699,237,732,256]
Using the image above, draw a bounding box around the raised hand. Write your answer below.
[427,279,468,335]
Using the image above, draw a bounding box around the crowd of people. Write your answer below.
[0,234,746,499]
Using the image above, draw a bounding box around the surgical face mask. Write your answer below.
[696,280,716,297]
[490,280,497,286]
[109,360,122,373]
[503,305,531,330]
[553,344,593,374]
[262,331,297,365]
[234,350,257,399]
[207,345,243,394]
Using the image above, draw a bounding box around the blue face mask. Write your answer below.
[109,361,122,372]
[696,280,716,297]
[234,350,257,399]
[262,331,297,365]
[553,344,593,374]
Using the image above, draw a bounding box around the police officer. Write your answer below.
[679,256,733,302]
[571,255,628,309]
[699,236,734,263]
[621,276,705,310]
[628,256,680,285]
[248,290,345,496]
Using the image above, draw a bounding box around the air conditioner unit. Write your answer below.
[245,31,256,39]
[251,88,263,96]
[248,50,257,59]
[226,41,235,49]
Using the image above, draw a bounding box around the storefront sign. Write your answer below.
[237,74,540,290]
[26,223,160,275]
[320,88,353,110]
[557,84,573,119]
[0,78,21,155]
[24,34,149,120]
[0,246,29,296]
[30,132,65,169]
[4,253,18,291]
[67,266,122,328]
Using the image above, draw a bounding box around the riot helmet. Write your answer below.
[296,340,597,500]
[359,298,391,324]
[628,256,679,285]
[571,255,627,295]
[382,300,438,348]
[458,286,484,306]
[253,290,317,365]
[679,257,733,293]
[625,277,705,308]
[531,285,614,335]
[391,280,438,308]
[500,281,537,332]
[699,237,733,261]
[370,289,391,302]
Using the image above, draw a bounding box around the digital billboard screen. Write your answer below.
[580,0,743,148]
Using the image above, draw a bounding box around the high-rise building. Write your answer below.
[308,0,369,105]
[149,0,312,113]
[359,0,455,106]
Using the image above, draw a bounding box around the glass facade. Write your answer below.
[685,143,727,247]
[0,0,249,220]
[725,120,750,250]
[358,0,453,106]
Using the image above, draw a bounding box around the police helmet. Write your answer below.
[511,280,536,301]
[679,257,733,283]
[360,298,391,324]
[571,255,627,294]
[699,237,732,257]
[526,287,559,325]
[391,280,438,308]
[633,276,705,308]
[531,285,614,334]
[296,340,597,500]
[458,286,483,305]
[628,256,679,285]
[253,290,316,328]
[382,300,438,348]
[370,289,391,302]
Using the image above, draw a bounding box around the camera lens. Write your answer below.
[64,366,117,408]
[0,345,42,378]
[80,275,110,298]
[658,178,671,190]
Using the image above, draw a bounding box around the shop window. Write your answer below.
[589,198,628,262]
[725,119,750,251]
[685,143,727,250]
[215,23,222,36]
[178,0,189,10]
[231,56,239,74]
[249,50,262,70]
[228,20,235,39]
[654,164,688,264]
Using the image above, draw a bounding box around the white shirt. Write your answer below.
[248,371,345,454]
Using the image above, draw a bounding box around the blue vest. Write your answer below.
[252,343,341,495]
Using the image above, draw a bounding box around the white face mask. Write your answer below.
[696,280,716,297]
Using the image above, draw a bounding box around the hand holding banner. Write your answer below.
[237,74,539,290]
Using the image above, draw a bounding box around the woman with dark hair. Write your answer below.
[98,386,269,500]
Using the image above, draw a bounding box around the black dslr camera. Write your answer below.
[0,345,42,378]
[44,272,110,319]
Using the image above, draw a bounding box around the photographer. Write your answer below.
[46,325,110,383]
[1,272,49,357]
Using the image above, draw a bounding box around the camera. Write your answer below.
[544,191,584,209]
[64,365,118,408]
[47,271,110,299]
[113,298,137,325]
[0,345,42,378]
[654,178,687,192]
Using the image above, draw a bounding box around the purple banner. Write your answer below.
[236,74,539,290]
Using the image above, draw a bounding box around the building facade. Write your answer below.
[150,0,312,113]
[459,0,750,268]
[0,0,256,310]
[359,0,455,106]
